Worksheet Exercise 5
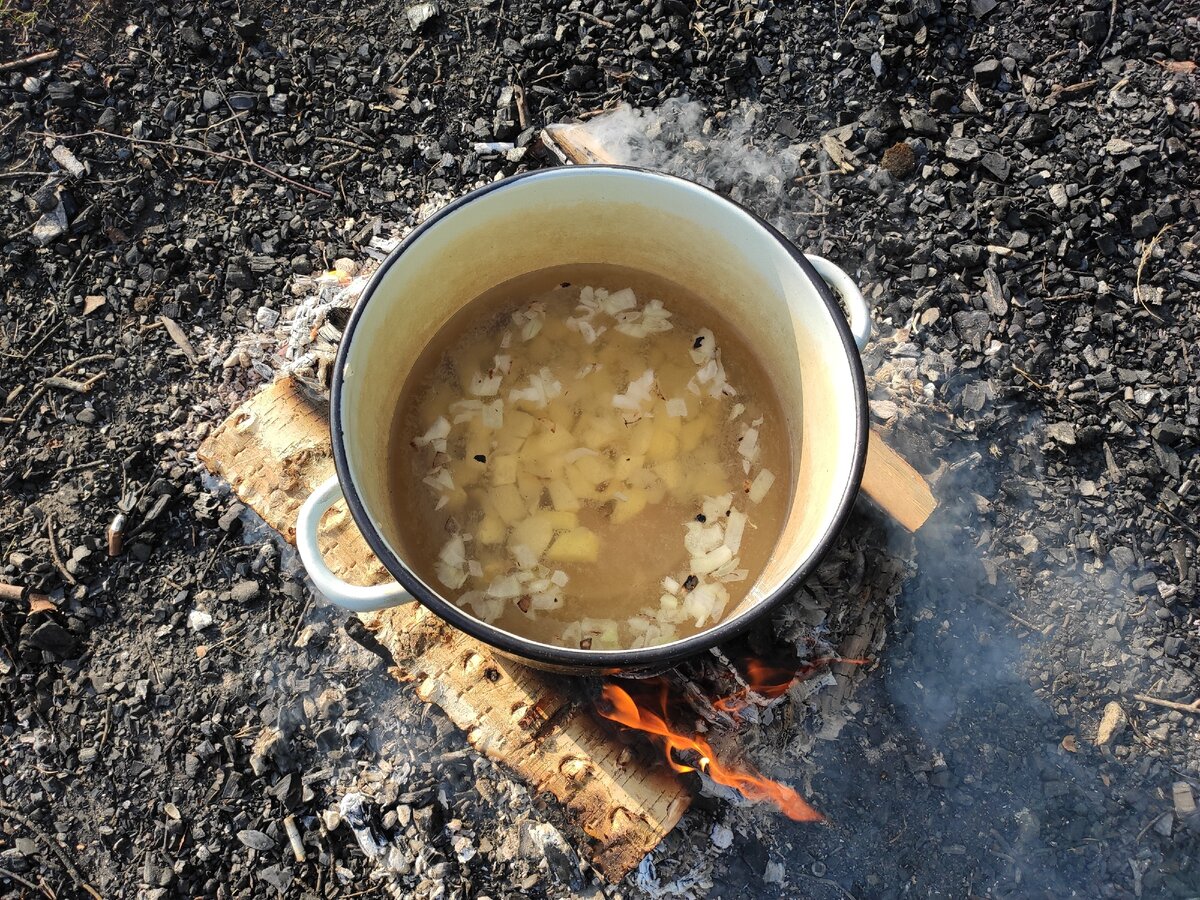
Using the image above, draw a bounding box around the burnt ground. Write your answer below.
[1,0,1198,898]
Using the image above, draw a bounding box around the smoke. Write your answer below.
[567,100,1199,897]
[580,98,826,234]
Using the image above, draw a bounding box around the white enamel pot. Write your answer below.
[296,166,870,674]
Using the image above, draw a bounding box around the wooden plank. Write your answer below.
[197,377,690,881]
[539,123,938,532]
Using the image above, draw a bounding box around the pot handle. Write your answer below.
[804,255,872,351]
[296,475,416,612]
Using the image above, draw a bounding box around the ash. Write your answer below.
[1,1,1197,899]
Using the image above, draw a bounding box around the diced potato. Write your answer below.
[565,465,597,501]
[628,419,654,457]
[491,454,518,486]
[464,420,493,461]
[449,458,483,489]
[491,483,526,525]
[578,414,619,451]
[507,410,536,439]
[546,527,600,563]
[679,415,711,452]
[573,453,611,486]
[517,469,543,511]
[542,509,579,530]
[510,515,555,558]
[548,478,581,512]
[654,459,684,492]
[545,399,577,432]
[612,453,645,481]
[494,428,525,455]
[476,515,506,545]
[646,427,678,463]
[611,489,648,524]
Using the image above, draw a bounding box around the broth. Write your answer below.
[388,264,793,650]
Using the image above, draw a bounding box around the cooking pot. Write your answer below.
[296,166,870,673]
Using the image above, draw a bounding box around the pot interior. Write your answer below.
[337,167,863,650]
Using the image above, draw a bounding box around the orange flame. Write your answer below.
[599,681,824,822]
[714,657,868,715]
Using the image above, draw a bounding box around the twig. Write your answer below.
[0,864,48,895]
[0,805,103,900]
[1132,694,1200,715]
[46,517,77,586]
[1012,366,1049,391]
[0,49,59,72]
[29,129,331,198]
[44,372,104,393]
[979,596,1039,632]
[1134,223,1173,322]
[1100,0,1118,55]
[1156,503,1200,541]
[569,9,615,28]
[21,318,66,361]
[395,39,427,80]
[839,0,864,29]
[315,135,377,153]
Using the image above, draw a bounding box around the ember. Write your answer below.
[599,680,824,822]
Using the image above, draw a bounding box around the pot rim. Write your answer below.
[330,165,869,670]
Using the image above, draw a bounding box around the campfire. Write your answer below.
[597,656,867,823]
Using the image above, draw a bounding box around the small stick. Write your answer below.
[46,518,77,586]
[0,864,45,895]
[284,815,306,862]
[979,596,1038,631]
[315,135,376,153]
[29,129,331,198]
[1156,503,1200,541]
[44,375,99,393]
[512,85,529,130]
[0,49,59,72]
[1012,365,1050,391]
[1132,694,1200,715]
[0,805,103,900]
[570,9,615,28]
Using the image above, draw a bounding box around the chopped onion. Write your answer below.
[470,372,502,396]
[738,427,760,461]
[550,569,569,587]
[613,368,656,411]
[438,534,466,568]
[682,583,721,626]
[717,568,749,583]
[724,509,747,554]
[684,522,725,556]
[467,560,483,578]
[414,416,451,447]
[728,402,745,421]
[493,354,512,374]
[689,327,717,364]
[564,447,600,463]
[481,399,504,429]
[701,493,733,521]
[665,397,688,418]
[450,399,483,423]
[436,561,467,590]
[601,287,638,315]
[662,575,681,594]
[511,543,539,570]
[531,592,562,610]
[748,468,776,503]
[486,574,521,598]
[691,544,733,576]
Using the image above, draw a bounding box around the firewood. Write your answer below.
[197,377,689,880]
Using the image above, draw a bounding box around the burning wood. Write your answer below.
[598,678,824,822]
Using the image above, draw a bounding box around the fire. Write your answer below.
[599,680,824,822]
[714,657,867,715]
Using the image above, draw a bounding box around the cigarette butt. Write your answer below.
[107,513,127,557]
[284,815,306,862]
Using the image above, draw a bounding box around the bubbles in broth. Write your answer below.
[389,265,791,650]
